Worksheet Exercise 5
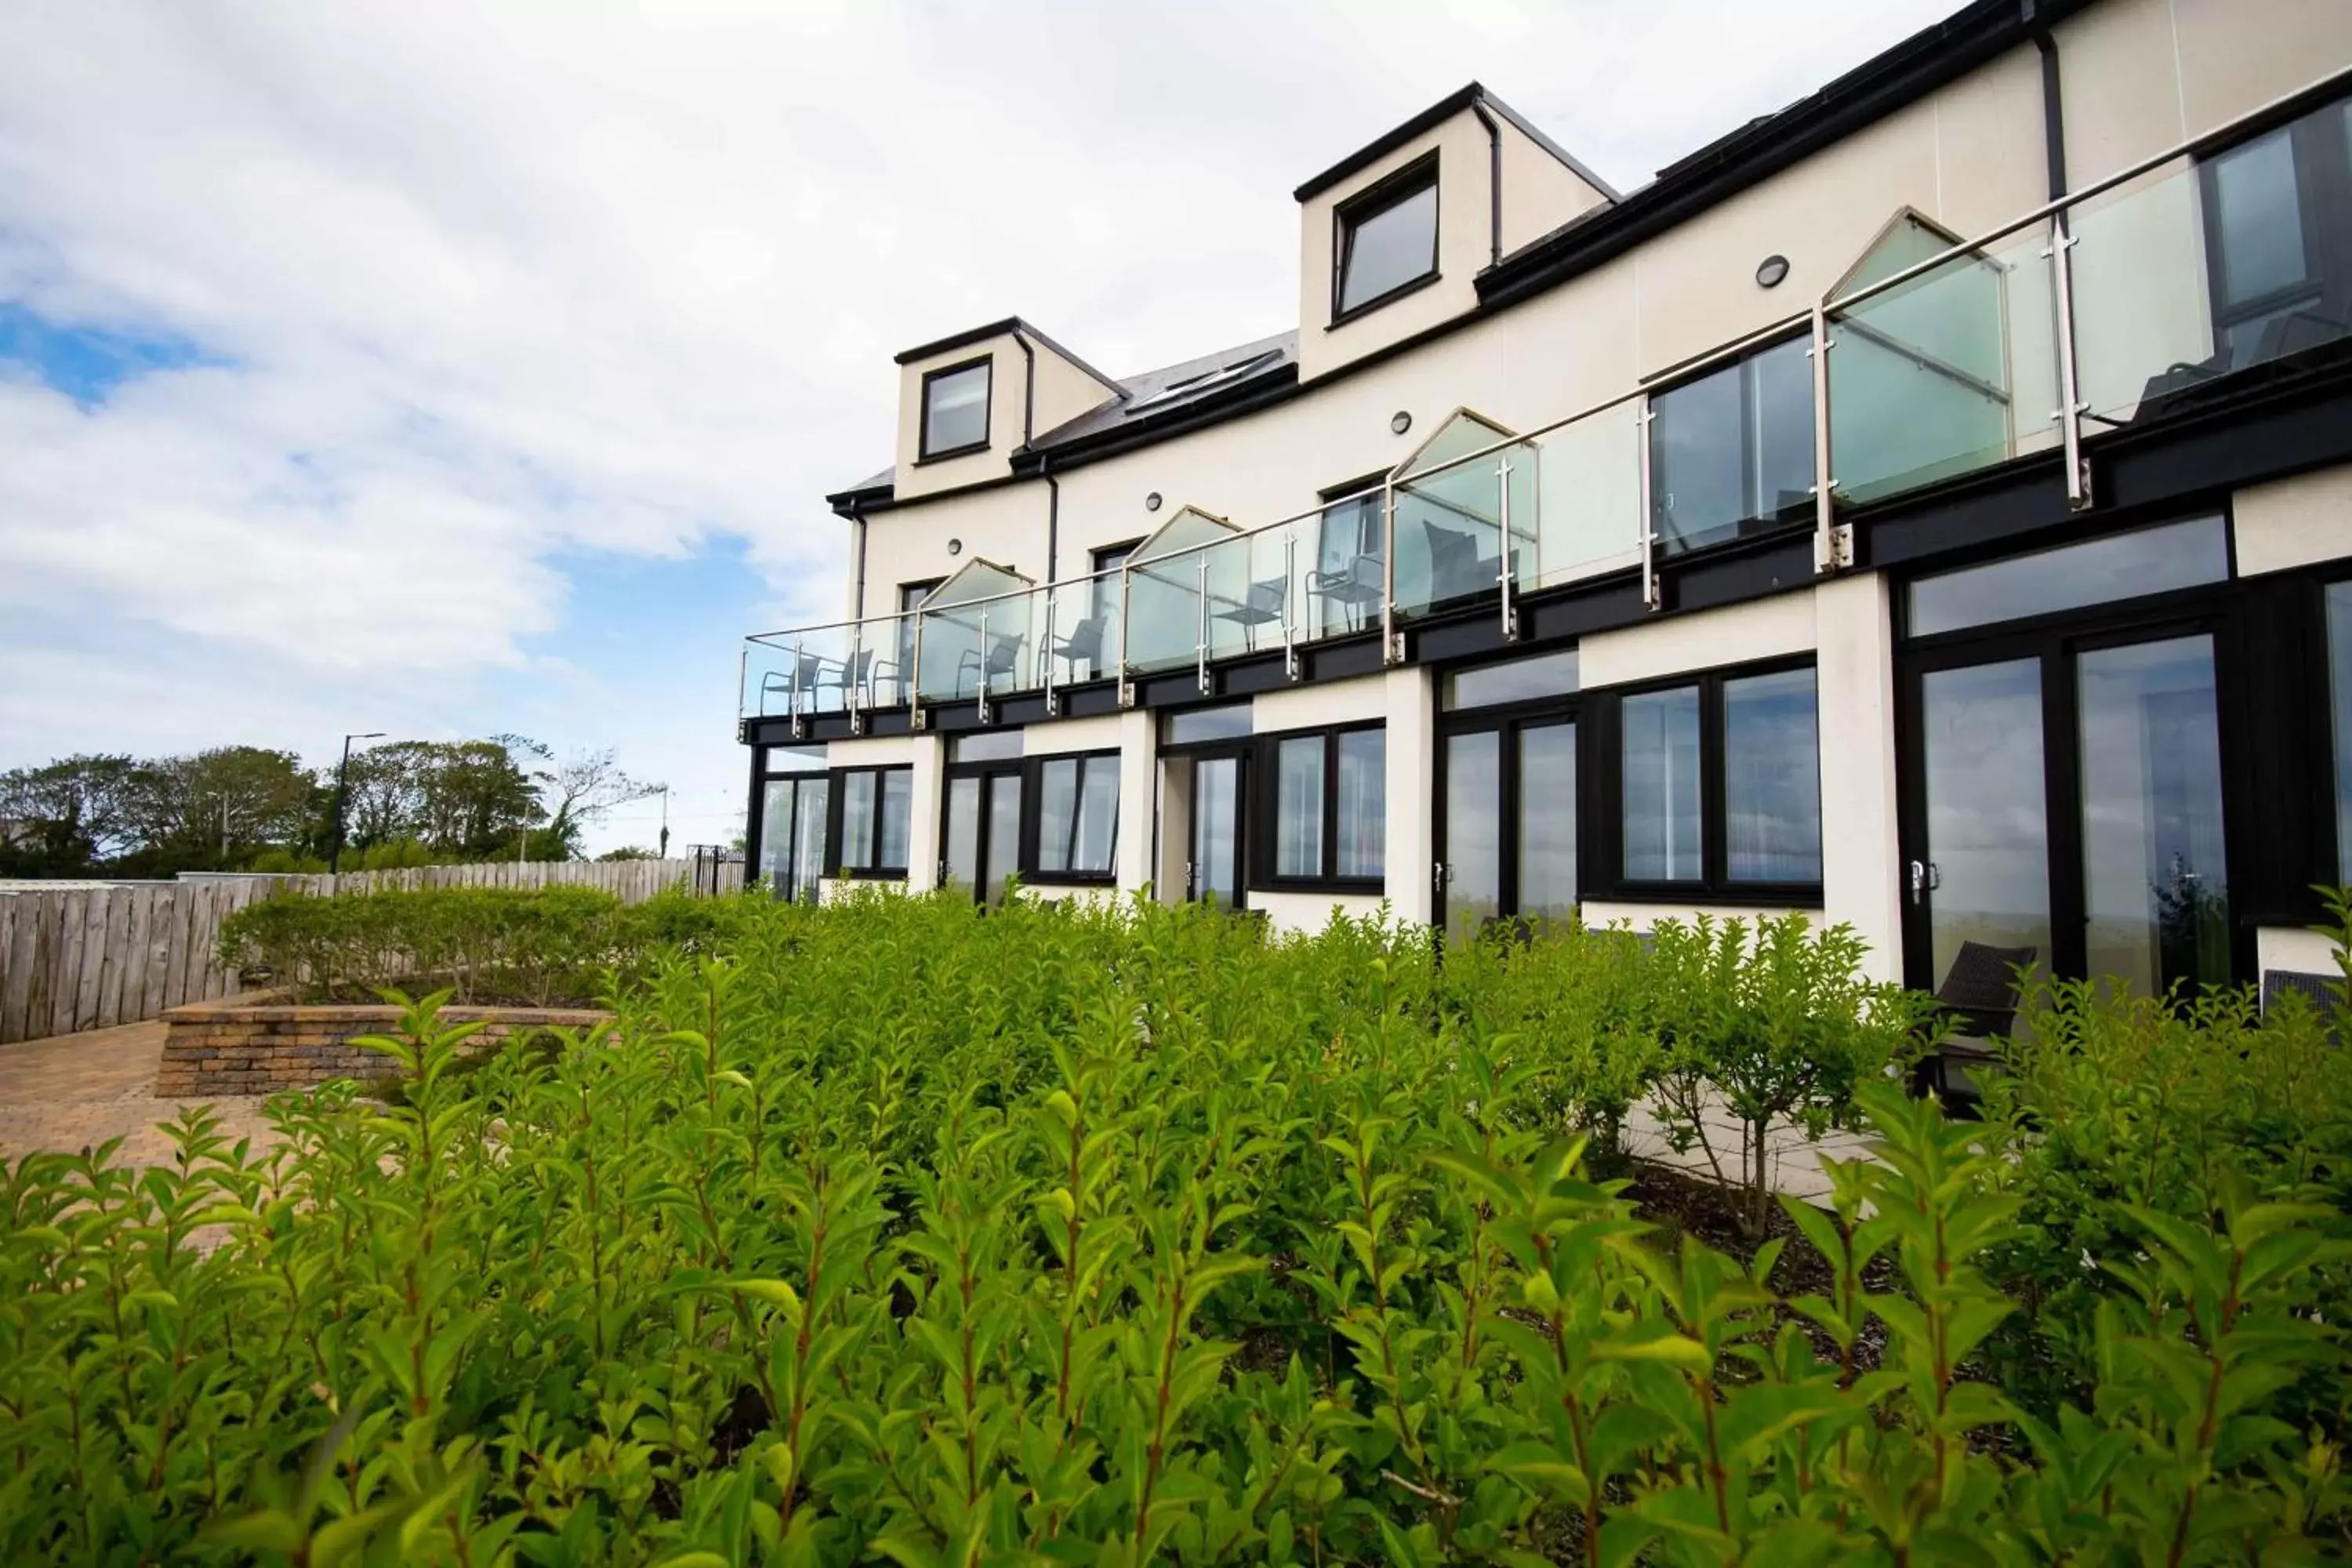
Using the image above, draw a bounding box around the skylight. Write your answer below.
[1125,350,1282,415]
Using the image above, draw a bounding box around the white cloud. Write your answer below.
[0,0,1958,846]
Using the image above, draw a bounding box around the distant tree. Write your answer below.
[511,741,662,860]
[0,754,140,875]
[336,739,539,859]
[117,746,318,874]
[597,845,658,862]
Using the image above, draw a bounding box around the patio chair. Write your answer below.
[1911,940,2037,1112]
[1308,552,1383,632]
[757,651,826,716]
[1421,521,1483,601]
[956,632,1023,699]
[1212,579,1286,650]
[1048,615,1105,683]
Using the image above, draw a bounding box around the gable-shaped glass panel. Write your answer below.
[1828,210,2058,505]
[915,557,1036,704]
[1126,506,1242,673]
[1392,409,1539,619]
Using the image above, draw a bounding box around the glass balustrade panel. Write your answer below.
[1830,225,2059,505]
[1530,401,1642,591]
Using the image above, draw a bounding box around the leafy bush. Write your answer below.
[1977,954,2352,1420]
[5,892,2344,1564]
[1644,913,1932,1237]
[218,884,742,1005]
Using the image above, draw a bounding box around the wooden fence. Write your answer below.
[0,858,727,1045]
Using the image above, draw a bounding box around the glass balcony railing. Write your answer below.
[1828,222,2061,504]
[739,74,2351,721]
[743,613,915,719]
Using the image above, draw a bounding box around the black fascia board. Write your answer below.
[1296,84,1486,202]
[1479,0,2089,311]
[891,315,1124,396]
[1007,361,1303,475]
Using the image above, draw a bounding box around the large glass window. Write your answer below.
[1613,661,1822,896]
[1265,725,1385,886]
[1033,753,1119,880]
[1722,667,1822,883]
[1336,729,1385,879]
[1649,336,1815,555]
[1518,722,1577,917]
[1164,703,1252,746]
[1274,737,1324,878]
[1443,648,1581,710]
[2331,581,2352,883]
[1906,516,2230,637]
[1334,158,1439,318]
[920,359,991,458]
[834,765,912,877]
[1621,687,1703,881]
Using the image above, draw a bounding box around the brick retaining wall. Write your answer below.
[156,1004,611,1097]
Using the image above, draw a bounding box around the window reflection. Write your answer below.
[1622,686,1703,881]
[1723,669,1821,883]
[1443,731,1500,944]
[1650,336,1815,555]
[1907,516,2228,637]
[1517,722,1577,918]
[1276,737,1324,878]
[1338,169,1439,314]
[1336,729,1385,880]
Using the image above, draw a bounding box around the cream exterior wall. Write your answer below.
[1382,666,1436,926]
[891,328,1122,505]
[1250,890,1390,936]
[859,481,1048,621]
[1813,573,1904,982]
[1494,116,1611,256]
[1022,713,1124,755]
[1252,671,1387,733]
[1580,590,1819,689]
[2232,466,2352,576]
[2256,926,2344,982]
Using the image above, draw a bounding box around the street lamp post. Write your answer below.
[329,732,385,880]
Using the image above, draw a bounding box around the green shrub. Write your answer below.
[1643,913,1932,1237]
[1978,965,2352,1420]
[5,894,2343,1563]
[218,884,742,1005]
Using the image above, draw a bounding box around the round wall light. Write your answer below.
[1390,410,1413,436]
[1145,492,1163,512]
[946,537,963,557]
[1755,253,1791,289]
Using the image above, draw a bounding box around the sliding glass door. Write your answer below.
[1902,622,2238,998]
[1438,715,1578,943]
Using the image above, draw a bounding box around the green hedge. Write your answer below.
[217,884,743,1005]
[6,891,2346,1563]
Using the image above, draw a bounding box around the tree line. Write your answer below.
[0,736,662,880]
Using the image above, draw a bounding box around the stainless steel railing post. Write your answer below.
[1635,397,1660,612]
[2047,209,2093,510]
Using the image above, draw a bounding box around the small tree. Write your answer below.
[1645,913,1929,1237]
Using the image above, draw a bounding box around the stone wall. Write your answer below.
[155,1004,611,1098]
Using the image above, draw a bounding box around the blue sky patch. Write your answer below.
[0,302,224,406]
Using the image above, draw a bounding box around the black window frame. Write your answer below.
[917,355,994,463]
[2194,95,2352,365]
[1435,659,1586,939]
[1251,720,1387,894]
[1592,654,1824,906]
[939,752,1024,906]
[826,763,913,880]
[1645,332,1817,558]
[1330,153,1442,327]
[2322,569,2352,891]
[1021,749,1121,887]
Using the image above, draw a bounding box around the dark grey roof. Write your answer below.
[826,329,1297,506]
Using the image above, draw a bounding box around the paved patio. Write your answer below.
[0,1014,278,1168]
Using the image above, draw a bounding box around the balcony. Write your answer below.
[745,76,2352,729]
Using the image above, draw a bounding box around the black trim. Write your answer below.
[1293,82,1621,205]
[939,755,1024,904]
[1252,720,1388,894]
[1436,688,1584,937]
[894,317,1124,394]
[916,356,993,463]
[1174,742,1253,908]
[1330,153,1442,328]
[1591,654,1824,907]
[1022,749,1121,886]
[826,764,913,880]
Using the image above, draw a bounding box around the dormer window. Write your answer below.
[920,358,992,459]
[1334,154,1439,321]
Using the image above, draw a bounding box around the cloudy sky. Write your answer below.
[0,0,1955,852]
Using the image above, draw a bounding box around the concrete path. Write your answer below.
[1621,1094,1878,1204]
[0,1015,278,1168]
